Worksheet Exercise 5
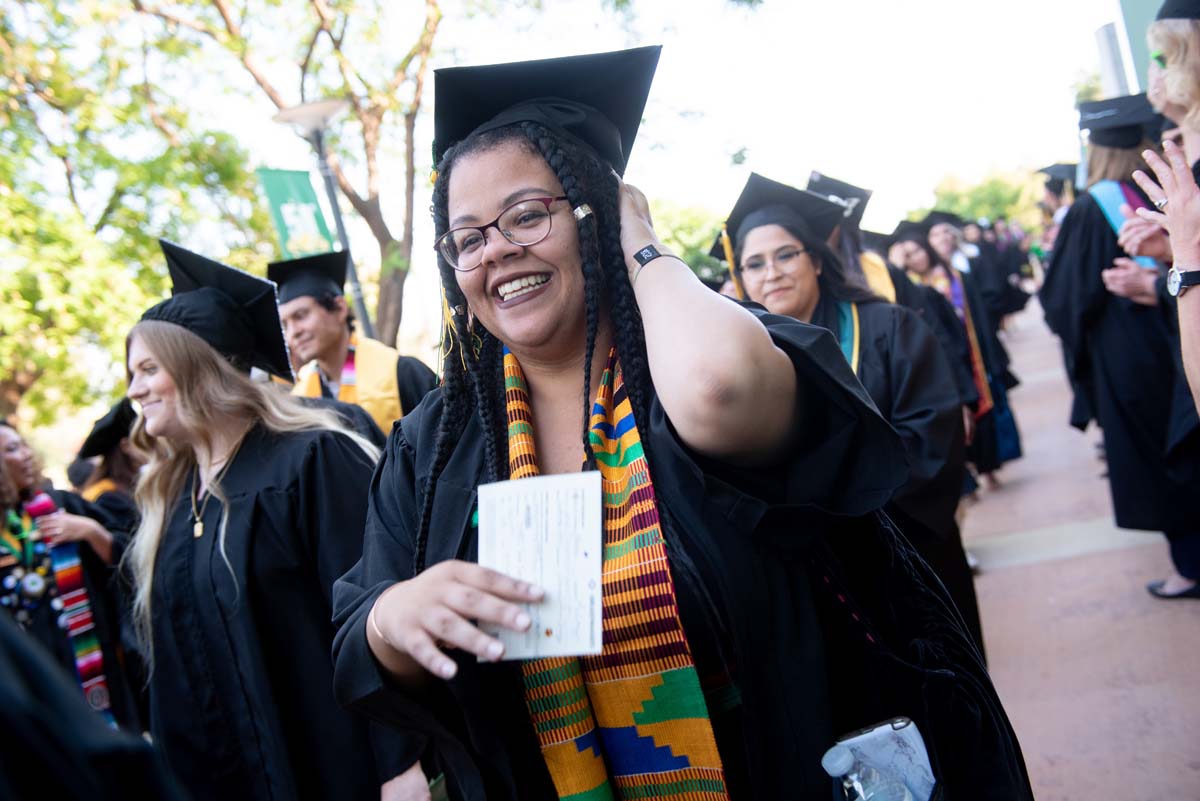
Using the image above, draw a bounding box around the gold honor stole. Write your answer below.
[911,268,994,418]
[503,348,729,801]
[293,334,404,431]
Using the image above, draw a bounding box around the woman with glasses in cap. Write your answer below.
[723,173,984,657]
[122,241,426,800]
[333,47,1031,801]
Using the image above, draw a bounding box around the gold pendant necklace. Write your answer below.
[189,434,247,538]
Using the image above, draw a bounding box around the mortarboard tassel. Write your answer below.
[720,224,745,300]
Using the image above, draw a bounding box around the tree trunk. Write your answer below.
[375,237,409,347]
[0,372,39,421]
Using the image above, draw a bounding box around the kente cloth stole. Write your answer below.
[503,348,729,801]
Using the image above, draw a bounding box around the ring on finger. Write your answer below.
[1155,197,1169,211]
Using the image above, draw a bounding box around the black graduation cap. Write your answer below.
[1158,0,1200,19]
[806,171,873,229]
[707,173,848,261]
[432,45,661,176]
[267,251,349,305]
[140,240,294,381]
[1038,163,1078,183]
[860,230,893,255]
[891,220,927,243]
[78,399,136,459]
[922,210,965,229]
[1078,94,1162,149]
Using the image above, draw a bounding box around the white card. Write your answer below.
[476,472,603,660]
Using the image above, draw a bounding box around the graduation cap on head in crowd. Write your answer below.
[1078,93,1163,150]
[708,173,848,263]
[806,171,873,229]
[267,251,349,306]
[77,399,136,459]
[431,45,661,176]
[1157,0,1200,19]
[891,219,928,244]
[921,210,966,230]
[140,240,294,381]
[860,230,893,256]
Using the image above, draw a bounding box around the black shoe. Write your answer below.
[1146,580,1200,600]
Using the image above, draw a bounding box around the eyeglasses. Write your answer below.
[1151,49,1167,68]
[740,247,808,275]
[435,196,568,272]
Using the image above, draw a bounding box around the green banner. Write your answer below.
[256,167,336,259]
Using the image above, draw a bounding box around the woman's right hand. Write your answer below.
[368,561,543,681]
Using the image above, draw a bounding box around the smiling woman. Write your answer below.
[331,46,1032,801]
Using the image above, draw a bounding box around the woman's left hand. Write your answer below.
[1133,140,1200,266]
[1102,258,1161,306]
[39,511,113,563]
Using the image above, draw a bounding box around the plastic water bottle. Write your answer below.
[822,745,913,801]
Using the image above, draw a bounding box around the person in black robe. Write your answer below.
[0,421,142,731]
[331,47,1030,801]
[722,174,983,654]
[0,612,185,801]
[120,240,427,801]
[1039,93,1200,596]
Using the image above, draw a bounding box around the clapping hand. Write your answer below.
[1132,140,1200,266]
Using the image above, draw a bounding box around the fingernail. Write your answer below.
[515,612,531,629]
[439,661,456,679]
[486,641,504,660]
[527,584,545,600]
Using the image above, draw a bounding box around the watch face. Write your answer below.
[1169,268,1182,296]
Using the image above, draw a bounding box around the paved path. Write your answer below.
[962,301,1200,800]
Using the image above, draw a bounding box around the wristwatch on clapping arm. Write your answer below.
[1167,266,1200,297]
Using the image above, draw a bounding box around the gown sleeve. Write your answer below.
[669,307,908,516]
[296,431,427,783]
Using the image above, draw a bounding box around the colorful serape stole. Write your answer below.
[503,348,729,801]
[50,541,117,727]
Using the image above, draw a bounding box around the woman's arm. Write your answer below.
[617,181,798,465]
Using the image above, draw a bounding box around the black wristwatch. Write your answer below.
[1167,266,1200,297]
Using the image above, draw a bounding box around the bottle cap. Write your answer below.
[822,745,856,777]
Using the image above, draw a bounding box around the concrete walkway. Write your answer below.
[962,301,1200,800]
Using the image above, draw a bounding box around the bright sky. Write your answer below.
[186,0,1127,359]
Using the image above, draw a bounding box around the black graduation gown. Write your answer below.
[331,310,1032,801]
[1041,191,1187,531]
[888,265,980,409]
[812,298,982,654]
[0,612,186,801]
[299,395,388,448]
[396,355,440,416]
[1,490,142,731]
[144,425,424,801]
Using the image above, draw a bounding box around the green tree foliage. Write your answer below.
[915,171,1046,232]
[0,0,274,421]
[650,200,725,281]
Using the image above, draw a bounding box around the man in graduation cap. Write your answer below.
[270,251,438,434]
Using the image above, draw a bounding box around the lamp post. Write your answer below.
[272,98,376,339]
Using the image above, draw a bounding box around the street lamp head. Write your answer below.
[272,98,350,137]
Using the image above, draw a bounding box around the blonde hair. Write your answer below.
[1149,19,1200,131]
[1086,141,1152,187]
[124,320,379,659]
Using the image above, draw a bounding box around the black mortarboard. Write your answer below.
[1078,94,1162,149]
[892,220,928,243]
[140,240,294,381]
[1038,163,1078,184]
[860,230,892,255]
[432,45,660,176]
[806,171,873,229]
[78,399,136,459]
[708,173,847,261]
[267,251,349,305]
[922,210,966,230]
[1157,0,1200,19]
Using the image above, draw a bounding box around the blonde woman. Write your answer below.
[124,241,427,801]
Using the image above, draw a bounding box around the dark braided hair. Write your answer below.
[413,123,656,574]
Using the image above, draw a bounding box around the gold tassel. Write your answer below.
[439,285,467,375]
[721,224,745,300]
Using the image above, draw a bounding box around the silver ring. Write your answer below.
[1155,197,1169,211]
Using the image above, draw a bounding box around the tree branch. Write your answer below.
[386,0,441,98]
[297,23,322,102]
[209,0,289,109]
[129,0,221,40]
